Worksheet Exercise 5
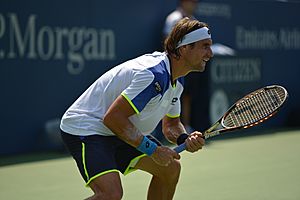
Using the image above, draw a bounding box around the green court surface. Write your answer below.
[1,129,300,200]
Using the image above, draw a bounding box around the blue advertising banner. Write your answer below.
[0,0,176,155]
[195,0,300,128]
[208,56,262,124]
[0,0,299,155]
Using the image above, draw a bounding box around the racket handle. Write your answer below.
[173,135,206,153]
[173,143,186,153]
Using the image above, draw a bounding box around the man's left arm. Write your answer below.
[162,116,186,144]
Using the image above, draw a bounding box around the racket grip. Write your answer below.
[173,143,186,153]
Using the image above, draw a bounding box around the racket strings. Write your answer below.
[223,87,285,128]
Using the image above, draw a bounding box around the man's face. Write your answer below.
[182,38,213,72]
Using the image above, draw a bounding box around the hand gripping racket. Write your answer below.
[174,85,288,153]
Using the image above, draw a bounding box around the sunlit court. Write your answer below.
[1,129,300,200]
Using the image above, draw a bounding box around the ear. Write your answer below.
[178,45,188,56]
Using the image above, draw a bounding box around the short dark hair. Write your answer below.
[164,17,209,59]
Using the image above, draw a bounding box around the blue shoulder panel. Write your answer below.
[131,61,170,112]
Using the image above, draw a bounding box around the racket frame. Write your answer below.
[174,85,288,153]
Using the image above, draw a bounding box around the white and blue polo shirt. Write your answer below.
[60,51,184,136]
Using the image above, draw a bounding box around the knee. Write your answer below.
[169,159,181,181]
[89,183,123,200]
[161,159,181,184]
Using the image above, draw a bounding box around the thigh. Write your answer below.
[89,171,123,196]
[114,135,163,175]
[61,131,120,185]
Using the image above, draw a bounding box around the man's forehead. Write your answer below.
[197,38,213,45]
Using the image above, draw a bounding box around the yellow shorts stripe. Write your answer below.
[85,169,120,187]
[81,142,89,180]
[123,154,147,176]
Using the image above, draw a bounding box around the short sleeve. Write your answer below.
[121,70,157,114]
[166,98,181,118]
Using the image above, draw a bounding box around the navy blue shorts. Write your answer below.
[61,131,160,186]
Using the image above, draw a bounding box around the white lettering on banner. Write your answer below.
[280,28,300,49]
[0,13,116,75]
[211,58,261,83]
[8,14,37,59]
[236,26,300,50]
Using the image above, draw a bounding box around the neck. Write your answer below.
[168,55,189,83]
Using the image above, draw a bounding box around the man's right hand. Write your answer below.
[150,146,180,166]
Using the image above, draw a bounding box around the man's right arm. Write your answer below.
[103,95,179,166]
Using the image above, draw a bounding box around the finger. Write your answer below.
[188,135,201,149]
[199,133,206,140]
[185,142,198,152]
[192,131,205,140]
[186,136,197,151]
[196,135,205,145]
[173,151,181,160]
[169,148,181,160]
[186,135,204,152]
[192,133,205,146]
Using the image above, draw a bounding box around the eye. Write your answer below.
[203,45,210,50]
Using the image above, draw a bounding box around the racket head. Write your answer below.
[221,85,288,130]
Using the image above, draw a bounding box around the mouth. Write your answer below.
[201,59,209,66]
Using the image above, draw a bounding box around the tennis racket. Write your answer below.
[174,85,288,153]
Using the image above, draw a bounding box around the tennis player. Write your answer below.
[60,17,213,200]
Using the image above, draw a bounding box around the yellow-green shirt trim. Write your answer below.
[166,113,180,118]
[121,92,140,114]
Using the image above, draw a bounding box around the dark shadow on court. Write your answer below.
[0,150,69,167]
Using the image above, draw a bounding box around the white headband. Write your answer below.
[176,27,211,48]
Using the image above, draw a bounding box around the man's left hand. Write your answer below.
[185,131,205,152]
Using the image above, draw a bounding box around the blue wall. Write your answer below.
[195,0,300,128]
[0,0,299,155]
[0,0,177,155]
